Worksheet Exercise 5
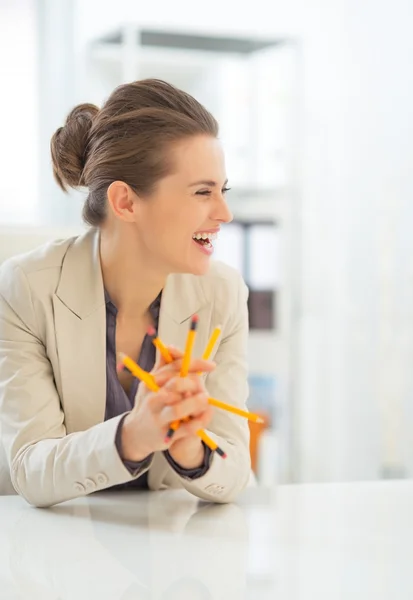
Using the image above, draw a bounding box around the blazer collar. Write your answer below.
[55,228,104,320]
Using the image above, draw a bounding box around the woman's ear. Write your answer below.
[106,181,138,222]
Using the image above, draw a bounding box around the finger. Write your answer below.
[148,367,177,390]
[145,388,181,413]
[144,384,203,414]
[165,346,184,360]
[160,392,209,425]
[174,357,216,374]
[181,407,213,434]
[152,359,215,387]
[174,409,213,438]
[164,374,203,396]
[154,356,215,375]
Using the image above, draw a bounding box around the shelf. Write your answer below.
[226,189,285,221]
[96,28,284,55]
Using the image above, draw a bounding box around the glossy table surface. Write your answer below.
[0,481,412,599]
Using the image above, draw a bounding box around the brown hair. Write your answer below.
[50,79,218,226]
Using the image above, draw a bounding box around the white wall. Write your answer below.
[299,0,413,482]
[11,0,413,482]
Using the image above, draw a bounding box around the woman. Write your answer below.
[0,79,251,508]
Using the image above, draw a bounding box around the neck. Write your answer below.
[99,226,167,319]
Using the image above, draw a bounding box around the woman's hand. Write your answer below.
[119,347,214,464]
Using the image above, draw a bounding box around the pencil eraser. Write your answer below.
[147,325,156,336]
[190,314,199,330]
[216,447,227,459]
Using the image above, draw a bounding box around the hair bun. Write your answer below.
[51,103,99,191]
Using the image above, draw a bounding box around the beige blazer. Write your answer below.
[0,229,251,507]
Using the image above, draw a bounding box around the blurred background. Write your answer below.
[1,0,412,487]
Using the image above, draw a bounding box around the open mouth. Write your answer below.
[192,232,218,249]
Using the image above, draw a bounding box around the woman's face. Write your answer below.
[133,135,233,276]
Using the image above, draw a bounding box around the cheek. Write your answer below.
[137,197,202,253]
[139,212,192,255]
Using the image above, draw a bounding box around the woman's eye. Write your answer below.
[195,187,231,196]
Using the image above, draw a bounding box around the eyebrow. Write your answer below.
[188,179,228,188]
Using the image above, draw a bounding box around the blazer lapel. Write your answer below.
[52,228,106,433]
[157,272,212,364]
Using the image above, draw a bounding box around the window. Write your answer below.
[0,0,38,224]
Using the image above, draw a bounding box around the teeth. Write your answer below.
[192,232,218,240]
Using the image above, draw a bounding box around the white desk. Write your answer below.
[0,481,412,599]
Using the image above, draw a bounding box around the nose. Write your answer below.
[212,193,233,224]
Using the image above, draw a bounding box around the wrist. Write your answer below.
[168,438,205,470]
[120,414,152,462]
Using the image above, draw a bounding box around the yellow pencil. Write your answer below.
[196,429,226,458]
[147,326,173,364]
[180,314,199,377]
[147,327,180,437]
[119,351,177,434]
[208,397,264,423]
[117,352,158,392]
[202,325,221,361]
[164,315,199,439]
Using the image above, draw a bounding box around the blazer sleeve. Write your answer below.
[0,262,151,507]
[168,271,252,503]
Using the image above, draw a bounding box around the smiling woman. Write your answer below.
[0,79,252,508]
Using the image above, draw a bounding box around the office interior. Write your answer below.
[1,0,412,490]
